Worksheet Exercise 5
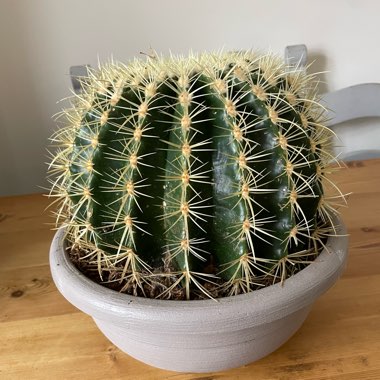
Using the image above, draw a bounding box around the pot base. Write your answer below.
[94,305,311,372]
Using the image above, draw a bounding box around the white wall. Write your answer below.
[0,0,379,196]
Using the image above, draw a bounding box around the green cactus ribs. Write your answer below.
[48,50,345,299]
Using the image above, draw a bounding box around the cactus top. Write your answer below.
[49,50,340,299]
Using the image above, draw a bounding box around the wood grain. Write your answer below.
[0,159,379,379]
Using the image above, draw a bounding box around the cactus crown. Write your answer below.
[48,50,344,299]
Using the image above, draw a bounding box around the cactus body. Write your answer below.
[49,51,342,298]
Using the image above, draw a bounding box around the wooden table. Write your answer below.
[1,159,379,380]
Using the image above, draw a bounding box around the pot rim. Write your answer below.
[50,215,348,328]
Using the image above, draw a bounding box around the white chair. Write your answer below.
[285,45,380,161]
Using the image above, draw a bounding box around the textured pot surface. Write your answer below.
[49,217,348,373]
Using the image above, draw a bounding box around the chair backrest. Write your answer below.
[70,64,91,94]
[285,45,380,161]
[321,83,380,126]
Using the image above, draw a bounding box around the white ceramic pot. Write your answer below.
[49,217,348,373]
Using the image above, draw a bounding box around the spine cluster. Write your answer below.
[48,51,345,299]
